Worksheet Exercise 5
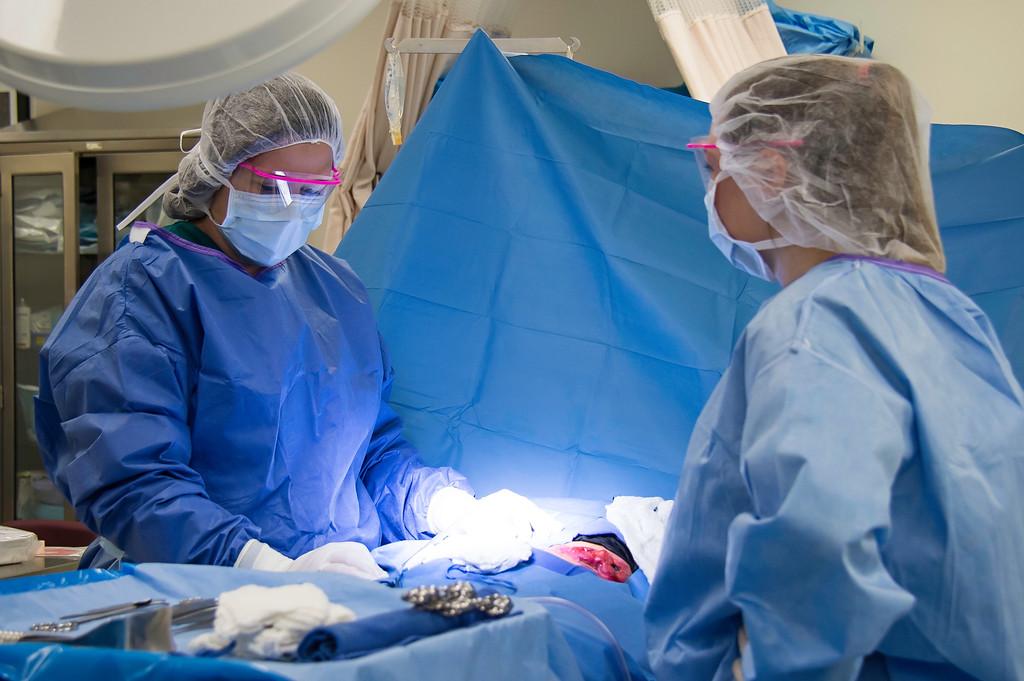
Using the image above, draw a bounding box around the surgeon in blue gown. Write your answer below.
[645,56,1024,680]
[35,74,474,574]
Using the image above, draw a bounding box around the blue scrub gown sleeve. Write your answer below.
[360,336,472,543]
[727,345,917,680]
[36,334,262,566]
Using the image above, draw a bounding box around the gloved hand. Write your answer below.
[235,539,387,580]
[426,486,479,535]
[409,489,571,574]
[427,487,570,546]
[291,542,389,579]
[476,489,571,547]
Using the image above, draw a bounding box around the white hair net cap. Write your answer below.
[710,55,945,272]
[163,72,345,221]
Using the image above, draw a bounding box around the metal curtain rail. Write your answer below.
[384,36,581,59]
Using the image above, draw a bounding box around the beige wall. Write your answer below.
[292,1,391,138]
[502,0,680,89]
[292,0,682,138]
[783,0,1024,131]
[300,0,1024,139]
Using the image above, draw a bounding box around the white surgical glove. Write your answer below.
[427,486,479,535]
[408,489,570,574]
[290,542,388,580]
[234,539,294,571]
[477,489,571,547]
[428,488,567,543]
[234,539,387,580]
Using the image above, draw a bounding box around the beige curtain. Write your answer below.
[310,0,510,252]
[647,0,786,102]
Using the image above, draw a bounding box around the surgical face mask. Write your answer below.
[705,177,783,281]
[215,188,326,266]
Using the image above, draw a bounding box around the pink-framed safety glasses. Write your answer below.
[234,161,342,208]
[238,162,342,186]
[686,137,803,187]
[685,139,805,151]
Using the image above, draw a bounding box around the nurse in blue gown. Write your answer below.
[35,74,474,574]
[645,56,1024,680]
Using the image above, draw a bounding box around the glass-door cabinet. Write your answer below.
[0,106,195,521]
[0,154,77,521]
[95,152,184,259]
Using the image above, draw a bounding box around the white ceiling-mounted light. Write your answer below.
[0,0,381,112]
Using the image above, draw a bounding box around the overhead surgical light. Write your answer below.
[0,0,381,112]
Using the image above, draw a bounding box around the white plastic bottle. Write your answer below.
[15,298,31,350]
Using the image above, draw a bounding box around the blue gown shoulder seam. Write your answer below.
[744,264,882,377]
[114,246,181,343]
[111,243,142,332]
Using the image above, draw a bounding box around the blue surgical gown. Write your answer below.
[645,256,1024,681]
[35,226,469,567]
